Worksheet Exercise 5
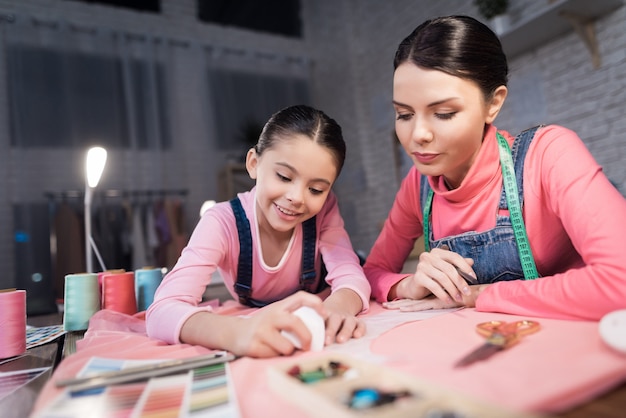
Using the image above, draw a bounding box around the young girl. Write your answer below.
[364,15,626,321]
[147,105,370,358]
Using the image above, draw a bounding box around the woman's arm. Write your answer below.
[477,126,626,320]
[364,168,425,302]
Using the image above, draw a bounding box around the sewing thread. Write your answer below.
[0,289,26,359]
[64,273,100,331]
[97,269,125,306]
[135,267,163,312]
[102,271,137,315]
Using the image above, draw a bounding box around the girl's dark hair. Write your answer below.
[394,15,508,99]
[255,105,346,175]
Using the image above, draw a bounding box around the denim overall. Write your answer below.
[420,127,540,284]
[229,197,323,307]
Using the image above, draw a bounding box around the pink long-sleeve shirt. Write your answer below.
[146,188,370,344]
[364,124,626,320]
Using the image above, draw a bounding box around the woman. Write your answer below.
[364,15,626,321]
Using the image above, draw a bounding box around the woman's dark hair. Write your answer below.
[394,15,508,100]
[255,105,346,175]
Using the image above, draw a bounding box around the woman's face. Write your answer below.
[246,135,338,236]
[393,63,504,189]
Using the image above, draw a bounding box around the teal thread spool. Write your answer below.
[64,273,99,331]
[134,267,163,311]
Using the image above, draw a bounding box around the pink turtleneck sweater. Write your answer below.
[364,124,626,320]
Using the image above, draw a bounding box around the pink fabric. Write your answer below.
[371,308,626,413]
[33,306,626,416]
[365,124,626,320]
[146,188,370,344]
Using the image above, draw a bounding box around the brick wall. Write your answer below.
[307,0,625,251]
[0,0,623,289]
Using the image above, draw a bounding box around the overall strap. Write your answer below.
[229,197,253,305]
[496,126,541,210]
[229,197,318,307]
[496,129,540,279]
[300,217,317,292]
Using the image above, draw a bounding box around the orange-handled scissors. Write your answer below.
[454,320,540,368]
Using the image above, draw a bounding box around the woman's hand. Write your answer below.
[322,288,366,345]
[180,291,327,358]
[384,295,462,311]
[391,247,476,304]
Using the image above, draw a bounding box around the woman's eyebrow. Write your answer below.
[392,100,411,109]
[392,97,460,108]
[426,97,460,107]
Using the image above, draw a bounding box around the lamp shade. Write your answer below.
[86,147,107,188]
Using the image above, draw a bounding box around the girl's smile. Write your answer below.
[274,202,302,219]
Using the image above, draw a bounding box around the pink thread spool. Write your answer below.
[102,271,137,315]
[0,289,27,359]
[97,269,126,308]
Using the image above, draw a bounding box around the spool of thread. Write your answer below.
[102,271,137,315]
[97,269,125,307]
[0,289,27,359]
[135,267,163,312]
[64,273,100,331]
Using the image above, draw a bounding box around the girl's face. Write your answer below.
[393,63,506,189]
[246,135,338,236]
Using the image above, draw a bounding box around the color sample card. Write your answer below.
[0,367,49,401]
[131,373,190,417]
[26,325,66,350]
[38,357,239,418]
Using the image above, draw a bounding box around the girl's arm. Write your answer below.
[315,193,370,343]
[146,206,231,343]
[317,192,371,310]
[180,291,327,358]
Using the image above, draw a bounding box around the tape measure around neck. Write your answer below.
[496,132,538,280]
[422,132,538,280]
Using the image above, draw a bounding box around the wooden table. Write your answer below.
[556,382,626,418]
[5,311,626,417]
[1,313,64,418]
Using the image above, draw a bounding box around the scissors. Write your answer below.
[454,320,541,368]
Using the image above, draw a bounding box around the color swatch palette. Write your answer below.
[26,325,66,350]
[38,356,239,418]
[0,367,49,401]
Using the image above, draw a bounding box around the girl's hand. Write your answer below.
[194,291,327,358]
[242,291,327,357]
[393,247,476,304]
[322,288,366,345]
[384,295,461,311]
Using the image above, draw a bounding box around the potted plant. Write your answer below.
[474,0,510,34]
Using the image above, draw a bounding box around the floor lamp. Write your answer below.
[85,146,108,273]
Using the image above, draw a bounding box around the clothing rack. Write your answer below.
[45,188,189,301]
[44,189,188,201]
